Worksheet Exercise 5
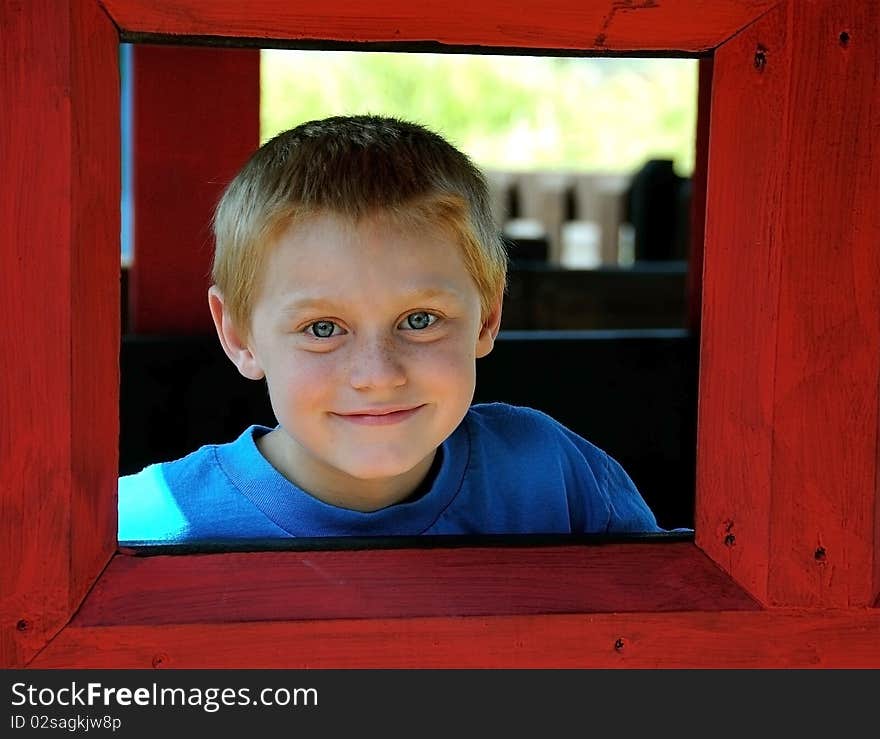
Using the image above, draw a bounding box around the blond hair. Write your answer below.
[212,115,507,336]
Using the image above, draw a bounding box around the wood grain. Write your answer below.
[70,0,121,622]
[765,0,880,609]
[101,0,776,52]
[686,56,712,334]
[695,1,788,604]
[0,0,118,669]
[73,543,759,627]
[697,0,880,608]
[31,609,880,668]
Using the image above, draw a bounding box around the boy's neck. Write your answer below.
[255,428,438,512]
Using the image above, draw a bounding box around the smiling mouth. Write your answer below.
[332,405,425,426]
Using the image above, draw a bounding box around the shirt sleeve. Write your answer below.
[543,410,665,534]
[118,464,190,544]
[595,450,663,534]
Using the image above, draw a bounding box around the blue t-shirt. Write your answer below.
[118,402,663,544]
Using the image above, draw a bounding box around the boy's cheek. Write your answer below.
[266,340,476,389]
[265,364,332,401]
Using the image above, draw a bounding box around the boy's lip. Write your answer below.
[331,404,425,426]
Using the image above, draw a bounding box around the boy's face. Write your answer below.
[211,212,501,510]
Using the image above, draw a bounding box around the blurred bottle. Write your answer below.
[625,159,688,262]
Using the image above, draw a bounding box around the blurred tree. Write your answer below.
[261,51,697,177]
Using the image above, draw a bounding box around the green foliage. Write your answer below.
[261,50,697,177]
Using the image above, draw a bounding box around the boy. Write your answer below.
[118,114,663,544]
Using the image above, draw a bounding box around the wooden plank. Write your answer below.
[0,0,71,667]
[129,45,259,334]
[74,543,759,627]
[30,609,880,668]
[767,0,880,607]
[685,56,711,334]
[698,0,880,608]
[695,2,789,604]
[101,0,778,52]
[70,0,121,621]
[0,0,117,669]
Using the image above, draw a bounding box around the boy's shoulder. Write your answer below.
[467,402,600,449]
[465,401,613,470]
[117,426,271,544]
[468,400,646,478]
[119,434,225,493]
[467,401,559,426]
[117,439,224,544]
[463,402,664,533]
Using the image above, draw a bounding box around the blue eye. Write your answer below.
[306,320,340,338]
[402,312,437,330]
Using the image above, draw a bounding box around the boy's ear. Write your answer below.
[208,286,265,380]
[475,295,503,359]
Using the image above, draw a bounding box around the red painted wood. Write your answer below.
[74,543,759,627]
[0,0,118,669]
[767,0,880,608]
[129,45,259,334]
[69,0,121,625]
[31,609,880,668]
[102,0,777,53]
[686,56,711,334]
[697,0,880,608]
[695,3,788,604]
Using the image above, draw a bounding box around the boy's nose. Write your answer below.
[348,337,407,390]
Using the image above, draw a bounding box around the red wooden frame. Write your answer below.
[2,0,878,668]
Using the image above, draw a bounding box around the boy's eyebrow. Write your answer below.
[400,286,468,302]
[280,286,467,314]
